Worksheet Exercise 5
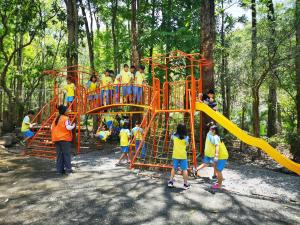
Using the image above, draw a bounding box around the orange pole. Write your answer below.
[199,64,203,155]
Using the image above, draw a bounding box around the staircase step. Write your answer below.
[29,144,55,149]
[26,153,56,159]
[27,149,56,154]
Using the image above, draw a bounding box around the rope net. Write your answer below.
[132,112,195,169]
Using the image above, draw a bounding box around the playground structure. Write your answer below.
[26,50,300,175]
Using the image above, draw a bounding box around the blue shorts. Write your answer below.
[87,94,97,100]
[203,156,214,164]
[121,146,129,153]
[66,96,74,103]
[122,86,132,96]
[106,120,113,129]
[99,135,104,140]
[173,159,188,170]
[23,130,34,138]
[216,159,227,171]
[135,140,146,158]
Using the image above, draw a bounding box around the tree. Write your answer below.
[296,0,300,134]
[0,0,53,131]
[200,0,216,92]
[131,0,140,66]
[64,0,79,73]
[266,0,278,137]
[79,0,95,72]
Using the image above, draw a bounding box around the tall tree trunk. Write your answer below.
[220,0,229,117]
[296,0,300,134]
[111,0,118,73]
[251,0,260,137]
[16,33,24,122]
[148,0,156,74]
[65,0,79,79]
[131,0,140,67]
[79,0,95,72]
[267,0,277,137]
[252,87,260,137]
[200,0,215,93]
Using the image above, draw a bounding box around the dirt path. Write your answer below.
[0,147,299,225]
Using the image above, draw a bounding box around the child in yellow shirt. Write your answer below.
[64,78,76,107]
[100,69,113,105]
[168,124,190,190]
[86,75,98,101]
[120,64,133,103]
[95,125,111,142]
[116,123,131,165]
[133,65,146,104]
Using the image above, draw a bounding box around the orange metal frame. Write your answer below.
[30,51,209,166]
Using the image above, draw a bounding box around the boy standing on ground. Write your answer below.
[116,123,131,165]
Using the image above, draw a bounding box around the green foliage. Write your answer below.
[286,132,300,160]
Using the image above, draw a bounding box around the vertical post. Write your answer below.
[77,112,81,154]
[190,110,197,168]
[199,63,203,155]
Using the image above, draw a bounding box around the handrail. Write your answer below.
[31,97,57,126]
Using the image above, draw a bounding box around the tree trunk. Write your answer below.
[131,0,140,67]
[251,0,260,137]
[148,0,156,74]
[111,0,118,73]
[79,0,95,72]
[296,0,300,134]
[266,0,277,137]
[252,87,260,137]
[200,0,215,93]
[65,0,79,79]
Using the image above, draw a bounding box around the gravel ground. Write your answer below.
[0,146,299,225]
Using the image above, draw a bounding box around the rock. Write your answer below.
[0,136,13,146]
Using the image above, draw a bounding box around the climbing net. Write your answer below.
[132,112,195,169]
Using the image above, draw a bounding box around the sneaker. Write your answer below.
[211,175,217,181]
[183,183,191,190]
[212,183,220,189]
[168,180,174,188]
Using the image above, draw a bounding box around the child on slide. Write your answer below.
[199,89,217,111]
[167,124,190,190]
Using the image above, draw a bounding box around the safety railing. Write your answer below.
[84,83,154,113]
[31,97,58,130]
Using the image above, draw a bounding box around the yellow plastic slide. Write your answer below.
[195,102,300,175]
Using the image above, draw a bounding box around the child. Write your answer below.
[116,123,131,165]
[95,125,111,142]
[133,65,146,104]
[168,124,190,190]
[195,125,218,179]
[100,69,113,105]
[103,114,113,130]
[114,73,121,103]
[86,75,98,101]
[199,89,217,110]
[210,126,228,189]
[120,64,133,103]
[64,78,76,107]
[20,110,36,147]
[131,121,146,158]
